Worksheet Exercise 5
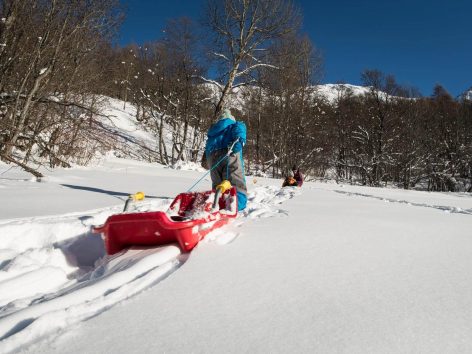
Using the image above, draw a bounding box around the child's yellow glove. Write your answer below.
[216,180,232,194]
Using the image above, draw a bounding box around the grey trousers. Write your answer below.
[208,150,247,198]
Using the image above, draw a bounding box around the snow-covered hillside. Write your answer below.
[313,83,372,102]
[1,100,472,354]
[205,82,376,109]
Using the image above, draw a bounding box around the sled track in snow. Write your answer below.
[0,246,185,354]
[334,190,472,216]
[0,198,181,354]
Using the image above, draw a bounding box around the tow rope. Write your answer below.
[186,139,239,192]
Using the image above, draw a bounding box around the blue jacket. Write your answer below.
[205,118,246,155]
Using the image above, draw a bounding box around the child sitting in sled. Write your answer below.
[282,165,304,187]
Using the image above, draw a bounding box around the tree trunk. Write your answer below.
[1,153,44,179]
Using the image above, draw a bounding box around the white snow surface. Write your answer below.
[1,99,472,353]
[1,159,471,353]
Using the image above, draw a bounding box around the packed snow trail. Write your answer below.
[0,180,299,353]
[333,189,472,215]
[0,196,182,353]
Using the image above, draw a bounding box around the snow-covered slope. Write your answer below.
[313,83,372,102]
[88,96,205,165]
[204,82,375,110]
[1,99,472,353]
[88,97,161,161]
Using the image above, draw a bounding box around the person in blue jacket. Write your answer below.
[204,108,247,211]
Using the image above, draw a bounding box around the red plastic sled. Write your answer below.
[93,187,238,255]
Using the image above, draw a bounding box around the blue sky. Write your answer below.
[119,0,471,97]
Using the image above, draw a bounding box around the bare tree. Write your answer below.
[122,18,213,166]
[204,0,300,119]
[0,0,123,177]
[238,34,322,177]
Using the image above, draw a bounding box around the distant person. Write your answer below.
[292,165,304,187]
[282,165,304,187]
[203,108,247,211]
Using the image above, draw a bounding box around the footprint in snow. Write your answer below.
[244,185,300,219]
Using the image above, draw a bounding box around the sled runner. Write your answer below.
[93,184,238,255]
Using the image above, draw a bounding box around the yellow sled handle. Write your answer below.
[123,192,145,212]
[131,191,145,201]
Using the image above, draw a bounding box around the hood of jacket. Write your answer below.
[207,118,235,138]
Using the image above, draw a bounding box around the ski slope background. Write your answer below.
[1,98,472,353]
